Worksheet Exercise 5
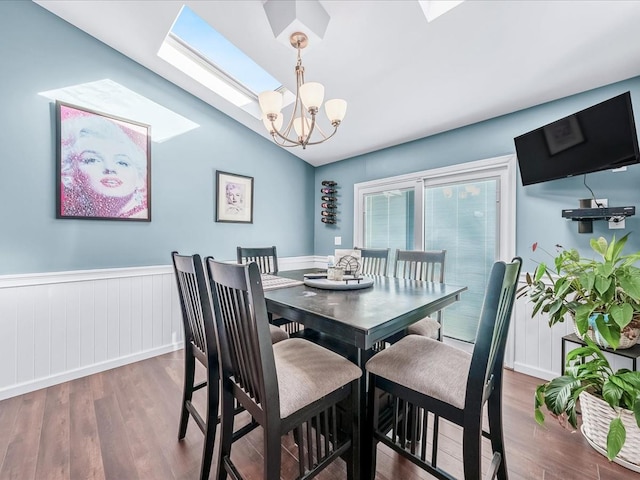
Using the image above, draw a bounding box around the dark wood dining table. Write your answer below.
[263,269,467,480]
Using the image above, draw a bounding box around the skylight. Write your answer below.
[159,5,291,119]
[418,1,465,23]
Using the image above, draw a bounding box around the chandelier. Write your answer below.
[258,32,347,149]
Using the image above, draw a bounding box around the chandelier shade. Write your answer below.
[325,98,347,124]
[259,31,346,149]
[299,82,324,110]
[258,90,283,116]
[293,116,311,138]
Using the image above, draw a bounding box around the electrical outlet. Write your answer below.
[609,217,626,229]
[334,236,342,246]
[591,198,608,208]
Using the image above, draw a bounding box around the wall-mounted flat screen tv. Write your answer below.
[514,92,639,186]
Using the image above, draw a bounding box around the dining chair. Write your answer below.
[365,257,522,480]
[237,245,302,334]
[206,258,362,480]
[237,245,279,274]
[394,249,447,341]
[171,252,288,480]
[354,247,390,276]
[171,251,225,480]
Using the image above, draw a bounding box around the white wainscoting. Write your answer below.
[3,261,632,400]
[0,255,321,401]
[512,276,637,381]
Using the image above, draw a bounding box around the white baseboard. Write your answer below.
[0,342,183,401]
[513,362,555,382]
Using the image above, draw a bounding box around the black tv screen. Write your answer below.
[514,92,639,186]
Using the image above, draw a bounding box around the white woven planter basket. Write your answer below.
[579,391,640,470]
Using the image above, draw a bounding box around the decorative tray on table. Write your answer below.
[303,271,328,279]
[303,275,374,290]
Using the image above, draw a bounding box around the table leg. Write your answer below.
[355,347,376,480]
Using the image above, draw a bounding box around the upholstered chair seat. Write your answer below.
[406,317,441,339]
[366,335,471,409]
[273,338,362,418]
[269,324,290,344]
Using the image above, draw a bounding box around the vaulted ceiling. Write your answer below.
[35,1,640,166]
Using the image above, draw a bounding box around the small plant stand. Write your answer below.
[561,333,640,374]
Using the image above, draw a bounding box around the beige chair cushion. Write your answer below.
[269,324,290,344]
[273,338,362,418]
[406,317,440,338]
[365,335,471,409]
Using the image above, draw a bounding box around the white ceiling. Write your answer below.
[34,0,640,167]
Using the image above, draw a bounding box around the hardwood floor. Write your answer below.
[0,350,637,479]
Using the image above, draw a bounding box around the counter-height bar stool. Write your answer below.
[237,245,302,334]
[237,245,280,274]
[206,258,362,480]
[354,247,390,276]
[171,252,288,480]
[353,247,391,352]
[394,249,447,341]
[366,257,522,480]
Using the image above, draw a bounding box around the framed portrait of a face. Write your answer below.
[216,171,254,223]
[56,101,151,221]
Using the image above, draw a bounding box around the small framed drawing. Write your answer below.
[216,171,254,223]
[56,101,151,221]
[543,114,585,155]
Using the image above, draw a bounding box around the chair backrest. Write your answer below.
[237,246,278,274]
[355,247,390,276]
[394,249,446,282]
[171,252,217,366]
[206,258,279,422]
[466,257,522,409]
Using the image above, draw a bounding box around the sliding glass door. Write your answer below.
[354,156,515,346]
[357,179,422,251]
[363,188,415,251]
[424,179,498,342]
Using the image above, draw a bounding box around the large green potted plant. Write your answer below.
[534,337,640,466]
[522,233,640,349]
[520,233,640,467]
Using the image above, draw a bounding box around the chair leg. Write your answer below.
[199,364,219,480]
[179,348,196,440]
[348,379,360,480]
[295,426,305,478]
[216,380,236,480]
[264,424,281,480]
[487,391,508,480]
[431,413,439,467]
[462,416,482,480]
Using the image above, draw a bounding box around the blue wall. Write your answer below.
[0,1,315,275]
[3,1,640,276]
[314,78,640,270]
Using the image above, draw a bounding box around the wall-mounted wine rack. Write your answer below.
[321,180,337,224]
